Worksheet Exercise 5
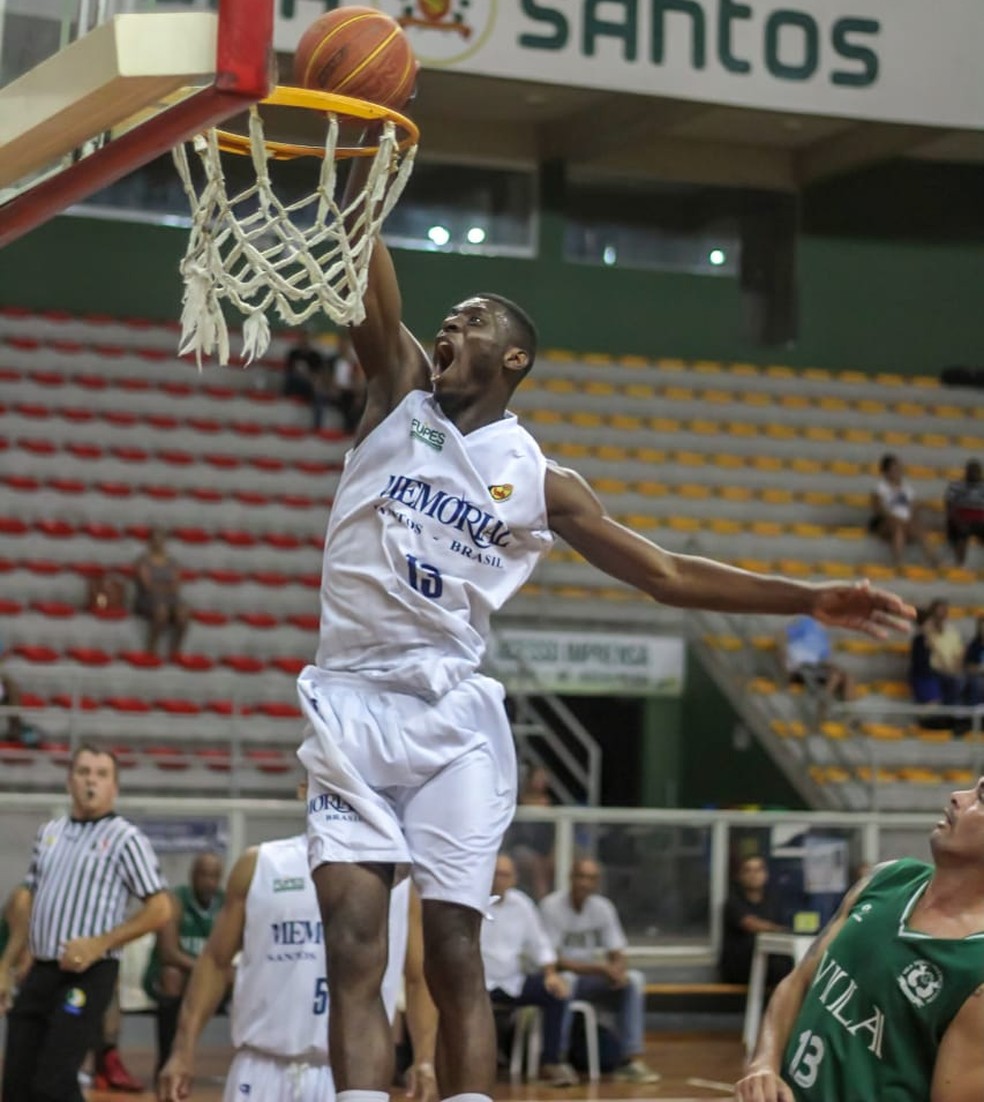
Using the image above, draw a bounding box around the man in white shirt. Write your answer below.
[539,858,659,1084]
[481,854,577,1087]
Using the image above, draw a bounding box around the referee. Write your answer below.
[0,743,170,1101]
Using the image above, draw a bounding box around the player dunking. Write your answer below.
[296,156,915,1102]
[737,779,984,1101]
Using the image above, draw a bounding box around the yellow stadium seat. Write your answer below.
[792,523,825,538]
[583,381,615,396]
[673,451,707,467]
[701,389,733,404]
[837,371,868,385]
[834,526,866,540]
[709,519,742,535]
[829,460,862,476]
[729,362,760,376]
[778,394,811,410]
[840,492,870,508]
[596,444,629,461]
[915,728,953,744]
[861,723,905,741]
[776,559,813,576]
[856,399,887,415]
[761,489,794,504]
[905,464,936,479]
[544,378,577,393]
[943,768,975,783]
[765,423,798,440]
[706,634,743,651]
[919,433,951,449]
[839,639,881,655]
[619,355,650,368]
[553,442,590,459]
[742,392,774,407]
[820,722,849,740]
[894,401,925,416]
[765,365,796,379]
[528,409,563,424]
[881,431,912,447]
[679,484,711,499]
[818,397,848,412]
[721,486,753,502]
[912,375,939,388]
[656,357,687,371]
[802,490,834,505]
[693,360,724,373]
[625,384,656,399]
[622,513,659,530]
[803,367,833,382]
[583,353,613,365]
[571,412,603,427]
[649,417,681,433]
[714,454,747,469]
[593,478,628,495]
[841,429,874,444]
[871,680,910,700]
[791,459,823,475]
[750,635,776,651]
[805,427,838,443]
[943,567,978,584]
[633,448,666,464]
[735,558,772,573]
[751,456,784,471]
[664,386,695,401]
[818,561,856,579]
[748,677,779,693]
[689,419,721,435]
[898,768,944,784]
[901,565,938,582]
[668,516,702,532]
[728,421,759,437]
[750,521,784,537]
[635,481,668,496]
[874,373,905,387]
[932,404,964,419]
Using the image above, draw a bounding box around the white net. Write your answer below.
[172,107,417,366]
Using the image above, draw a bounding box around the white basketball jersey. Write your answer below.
[231,835,409,1061]
[315,390,553,699]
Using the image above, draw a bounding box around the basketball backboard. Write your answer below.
[0,0,273,247]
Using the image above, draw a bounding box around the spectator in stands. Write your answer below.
[539,858,660,1084]
[142,852,226,1075]
[282,331,330,430]
[963,613,984,708]
[133,529,189,658]
[324,330,367,434]
[482,853,577,1087]
[869,453,940,569]
[719,854,790,987]
[944,458,984,566]
[0,645,23,742]
[509,764,556,901]
[775,615,855,714]
[910,599,966,707]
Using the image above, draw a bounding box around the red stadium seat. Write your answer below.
[60,408,94,423]
[0,517,28,535]
[145,414,179,430]
[18,692,47,708]
[118,377,151,391]
[231,421,264,436]
[119,650,163,669]
[81,522,121,540]
[173,653,215,672]
[251,456,285,471]
[205,700,236,715]
[206,569,245,585]
[204,454,240,469]
[172,526,211,544]
[75,373,108,390]
[145,746,190,770]
[246,748,292,774]
[198,748,232,771]
[191,610,229,626]
[254,701,302,719]
[274,425,307,440]
[263,533,300,550]
[221,655,265,674]
[104,410,138,426]
[299,573,321,588]
[105,697,153,713]
[269,656,307,676]
[238,611,276,628]
[97,481,133,498]
[12,644,59,663]
[234,490,269,506]
[155,699,202,715]
[20,438,57,455]
[36,519,74,538]
[0,599,23,615]
[15,403,49,418]
[203,385,236,400]
[66,442,103,459]
[31,600,75,617]
[219,530,256,547]
[25,560,62,575]
[4,475,39,491]
[251,571,290,587]
[188,417,222,433]
[159,449,195,466]
[51,693,100,711]
[145,485,179,500]
[245,390,277,403]
[161,382,193,396]
[286,614,319,631]
[189,487,222,503]
[68,646,113,666]
[48,478,86,494]
[33,371,64,387]
[92,607,128,622]
[281,494,314,509]
[111,445,149,461]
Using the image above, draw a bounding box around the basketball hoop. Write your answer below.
[172,85,419,366]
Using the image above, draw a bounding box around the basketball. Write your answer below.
[293,6,418,111]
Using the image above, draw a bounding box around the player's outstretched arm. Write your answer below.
[545,467,915,636]
[158,849,256,1102]
[341,156,430,433]
[930,984,984,1102]
[736,872,876,1101]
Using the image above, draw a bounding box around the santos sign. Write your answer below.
[273,0,983,129]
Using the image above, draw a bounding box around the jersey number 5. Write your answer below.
[313,977,328,1015]
[406,555,443,599]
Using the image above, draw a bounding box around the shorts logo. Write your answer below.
[308,792,360,822]
[64,987,87,1015]
[410,418,445,451]
[488,484,513,501]
[898,959,943,1008]
[273,877,305,893]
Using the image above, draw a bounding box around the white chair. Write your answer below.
[509,999,600,1083]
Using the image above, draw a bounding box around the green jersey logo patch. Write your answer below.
[898,959,943,1008]
[273,877,305,893]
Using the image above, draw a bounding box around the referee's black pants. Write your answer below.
[2,959,118,1102]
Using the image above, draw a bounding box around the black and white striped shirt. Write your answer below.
[25,813,166,961]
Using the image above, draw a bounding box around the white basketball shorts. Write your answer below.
[296,668,517,914]
[223,1050,333,1102]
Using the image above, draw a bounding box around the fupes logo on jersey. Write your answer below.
[898,959,944,1008]
[273,877,305,893]
[488,484,513,501]
[410,418,446,451]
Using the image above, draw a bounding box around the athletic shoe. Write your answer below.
[93,1047,143,1093]
[614,1058,662,1084]
[540,1062,580,1087]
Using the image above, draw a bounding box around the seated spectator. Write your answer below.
[282,331,330,430]
[869,453,939,568]
[324,330,366,434]
[133,529,189,658]
[910,599,966,707]
[509,764,556,901]
[539,858,660,1084]
[963,613,984,708]
[775,615,855,713]
[719,854,790,987]
[482,853,577,1087]
[944,459,984,566]
[142,852,225,1074]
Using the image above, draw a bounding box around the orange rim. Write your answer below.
[213,85,419,161]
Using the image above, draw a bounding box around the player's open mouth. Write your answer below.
[431,338,455,381]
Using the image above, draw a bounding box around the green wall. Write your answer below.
[1,211,979,375]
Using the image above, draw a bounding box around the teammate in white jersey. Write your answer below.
[299,154,915,1102]
[157,835,436,1102]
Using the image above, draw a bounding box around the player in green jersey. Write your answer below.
[737,779,984,1101]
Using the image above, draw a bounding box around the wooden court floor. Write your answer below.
[86,1034,746,1101]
